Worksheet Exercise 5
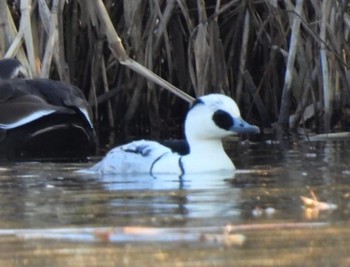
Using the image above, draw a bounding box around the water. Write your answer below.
[1,139,350,266]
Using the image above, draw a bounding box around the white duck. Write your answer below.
[87,94,259,175]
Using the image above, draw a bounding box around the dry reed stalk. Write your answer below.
[188,1,230,96]
[176,0,193,30]
[88,35,103,120]
[40,0,59,78]
[4,24,24,59]
[320,1,331,132]
[210,1,229,94]
[235,9,250,104]
[20,0,37,76]
[90,0,194,103]
[101,56,115,128]
[3,4,31,75]
[153,0,176,53]
[290,66,317,129]
[66,0,79,82]
[278,0,304,128]
[209,20,229,94]
[243,70,269,126]
[192,0,210,96]
[148,0,176,105]
[56,0,69,82]
[3,1,350,134]
[122,0,146,124]
[37,0,67,81]
[0,1,7,57]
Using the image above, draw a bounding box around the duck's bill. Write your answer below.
[230,118,260,134]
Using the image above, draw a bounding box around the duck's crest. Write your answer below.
[190,98,204,109]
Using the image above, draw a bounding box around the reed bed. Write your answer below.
[1,0,350,135]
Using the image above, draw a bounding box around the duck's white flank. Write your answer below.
[85,94,259,175]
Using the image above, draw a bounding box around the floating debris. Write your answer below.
[308,132,350,141]
[301,190,337,219]
[252,207,276,217]
[305,153,317,158]
[200,233,246,247]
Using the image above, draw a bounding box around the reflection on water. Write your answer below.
[1,140,350,266]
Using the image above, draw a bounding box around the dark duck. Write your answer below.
[0,58,96,161]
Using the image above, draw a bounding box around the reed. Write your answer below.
[1,1,350,135]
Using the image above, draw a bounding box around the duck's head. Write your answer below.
[185,94,260,141]
[0,58,29,80]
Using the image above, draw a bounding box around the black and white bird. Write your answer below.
[85,94,259,175]
[0,58,96,160]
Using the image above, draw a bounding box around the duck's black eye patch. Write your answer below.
[213,109,233,130]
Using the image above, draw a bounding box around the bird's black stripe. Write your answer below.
[150,152,168,176]
[178,156,185,176]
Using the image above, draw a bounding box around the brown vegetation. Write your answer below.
[1,0,350,136]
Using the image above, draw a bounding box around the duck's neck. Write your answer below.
[187,138,225,155]
[181,138,235,173]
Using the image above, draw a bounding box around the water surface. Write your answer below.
[1,139,350,266]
